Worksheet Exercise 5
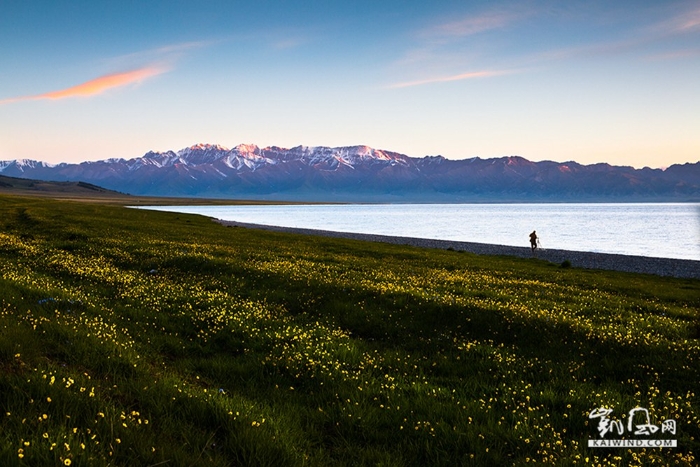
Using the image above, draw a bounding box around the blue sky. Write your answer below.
[1,0,699,168]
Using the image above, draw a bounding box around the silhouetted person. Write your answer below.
[529,230,538,253]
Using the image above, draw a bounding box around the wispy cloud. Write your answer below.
[388,69,513,89]
[272,37,308,50]
[105,40,214,67]
[0,39,214,105]
[396,3,700,83]
[423,10,521,39]
[646,48,700,60]
[389,8,527,87]
[663,6,700,33]
[1,65,169,104]
[530,4,700,64]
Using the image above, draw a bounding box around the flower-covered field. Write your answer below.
[0,195,698,466]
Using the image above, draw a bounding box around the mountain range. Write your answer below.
[1,143,699,202]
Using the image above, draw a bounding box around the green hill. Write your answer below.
[0,174,121,196]
[1,195,698,466]
[0,175,287,205]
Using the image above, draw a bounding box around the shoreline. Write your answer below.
[216,220,700,280]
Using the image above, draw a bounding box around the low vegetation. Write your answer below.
[0,195,698,466]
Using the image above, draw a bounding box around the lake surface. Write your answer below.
[138,203,700,261]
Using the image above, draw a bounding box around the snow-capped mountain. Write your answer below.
[1,144,698,201]
[0,159,55,172]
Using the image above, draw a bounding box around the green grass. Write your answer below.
[0,194,698,466]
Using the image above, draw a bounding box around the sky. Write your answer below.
[1,0,699,168]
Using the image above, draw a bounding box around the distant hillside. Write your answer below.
[0,174,298,206]
[2,144,699,202]
[0,174,121,196]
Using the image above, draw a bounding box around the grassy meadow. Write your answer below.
[0,194,698,466]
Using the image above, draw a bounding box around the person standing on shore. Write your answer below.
[529,230,538,253]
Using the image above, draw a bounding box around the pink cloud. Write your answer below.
[1,65,168,104]
[646,48,700,60]
[670,7,700,32]
[388,69,512,89]
[427,10,519,38]
[644,5,700,36]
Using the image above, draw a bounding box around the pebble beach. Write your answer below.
[217,220,700,280]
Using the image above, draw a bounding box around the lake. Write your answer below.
[137,203,700,261]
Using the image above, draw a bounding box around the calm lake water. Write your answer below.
[138,203,700,261]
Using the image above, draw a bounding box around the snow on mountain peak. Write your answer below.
[233,143,260,155]
[355,145,373,155]
[0,143,410,177]
[174,144,231,165]
[0,159,56,172]
[183,143,230,153]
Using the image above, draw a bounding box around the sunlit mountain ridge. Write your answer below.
[1,144,698,202]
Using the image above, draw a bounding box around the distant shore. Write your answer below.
[216,220,700,279]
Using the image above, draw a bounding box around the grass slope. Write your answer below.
[0,175,123,197]
[0,175,298,205]
[0,195,698,466]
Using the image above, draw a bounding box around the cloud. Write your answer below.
[388,69,512,89]
[424,10,521,39]
[389,3,700,92]
[1,65,169,104]
[533,4,700,63]
[0,39,214,105]
[390,8,526,86]
[646,48,700,60]
[665,6,700,33]
[272,37,308,50]
[106,40,214,67]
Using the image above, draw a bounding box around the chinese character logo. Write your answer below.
[588,406,677,448]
